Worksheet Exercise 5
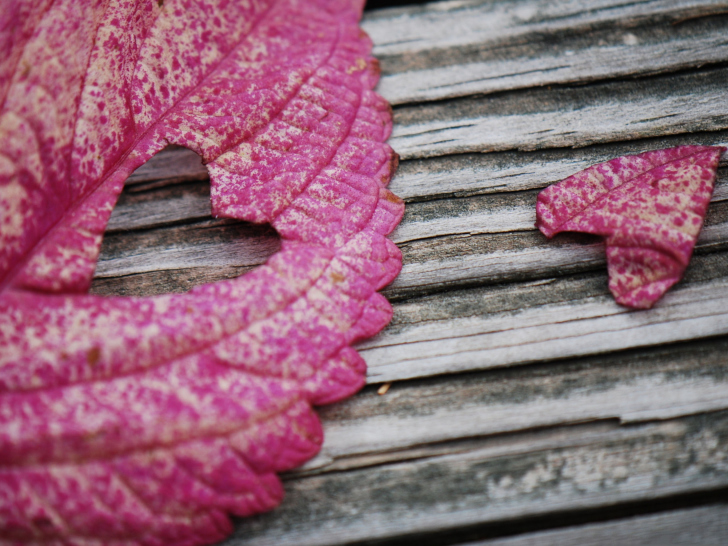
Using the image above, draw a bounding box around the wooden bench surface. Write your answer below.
[90,0,728,544]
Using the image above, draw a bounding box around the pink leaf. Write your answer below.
[536,145,724,309]
[0,1,403,544]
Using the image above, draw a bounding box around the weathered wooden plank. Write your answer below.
[94,219,279,278]
[362,0,728,57]
[123,146,207,189]
[362,257,728,382]
[104,145,728,290]
[377,16,728,104]
[468,504,728,546]
[383,249,728,340]
[89,265,252,297]
[95,193,728,299]
[390,67,728,159]
[226,411,728,546]
[106,180,212,232]
[391,131,728,201]
[303,337,728,467]
[107,171,728,242]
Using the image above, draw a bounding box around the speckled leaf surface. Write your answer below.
[0,1,403,544]
[536,145,723,309]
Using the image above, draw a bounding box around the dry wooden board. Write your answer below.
[97,195,728,299]
[468,504,728,546]
[362,0,728,56]
[392,180,728,244]
[389,132,728,200]
[373,9,728,104]
[390,67,728,159]
[304,337,728,466]
[95,220,279,278]
[386,223,728,299]
[98,162,728,298]
[226,411,728,546]
[365,276,728,382]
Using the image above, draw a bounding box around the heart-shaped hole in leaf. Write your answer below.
[90,148,282,297]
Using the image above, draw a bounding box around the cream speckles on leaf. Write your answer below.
[0,0,403,544]
[536,145,724,309]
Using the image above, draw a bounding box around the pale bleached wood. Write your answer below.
[386,216,728,298]
[362,276,728,382]
[227,412,728,546]
[390,68,728,159]
[377,18,728,104]
[89,265,253,297]
[106,182,212,232]
[299,337,728,468]
[362,0,728,56]
[381,250,728,340]
[94,214,728,290]
[94,211,728,298]
[467,504,728,546]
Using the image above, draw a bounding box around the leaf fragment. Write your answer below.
[536,145,724,308]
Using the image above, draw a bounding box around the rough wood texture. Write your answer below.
[368,6,728,104]
[231,412,728,545]
[362,0,728,57]
[390,68,728,159]
[88,0,728,543]
[470,504,728,545]
[308,337,728,467]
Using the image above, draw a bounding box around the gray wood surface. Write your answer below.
[231,412,728,545]
[90,0,728,543]
[468,504,728,546]
[390,68,728,159]
[366,2,728,104]
[307,337,728,467]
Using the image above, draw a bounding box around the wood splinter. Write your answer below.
[378,382,392,395]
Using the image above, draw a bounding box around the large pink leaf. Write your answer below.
[0,1,403,544]
[536,145,724,309]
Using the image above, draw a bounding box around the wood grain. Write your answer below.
[468,504,728,546]
[375,12,728,104]
[365,270,728,382]
[228,411,728,545]
[362,0,728,57]
[390,131,728,200]
[306,337,728,467]
[95,219,279,278]
[390,67,728,159]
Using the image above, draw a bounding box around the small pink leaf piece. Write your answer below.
[0,0,403,544]
[536,145,725,309]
